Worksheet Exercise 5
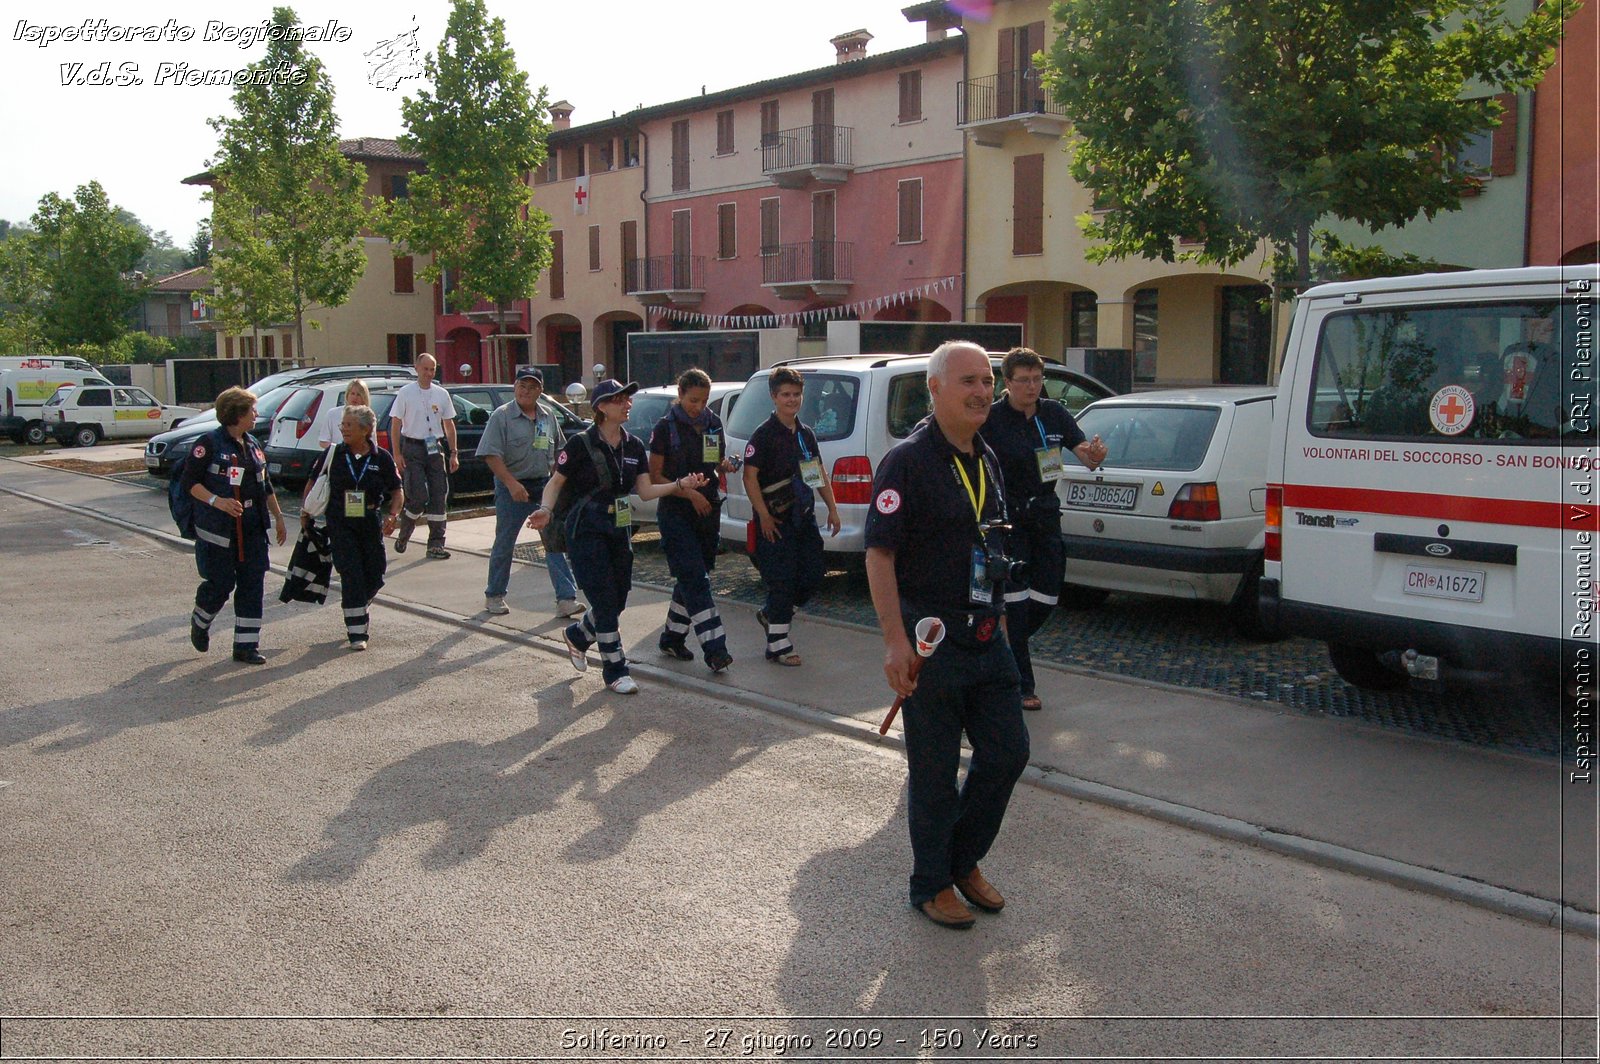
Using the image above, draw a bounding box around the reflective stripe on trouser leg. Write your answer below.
[191,604,216,631]
[343,606,369,640]
[664,596,691,638]
[765,620,793,657]
[564,611,596,651]
[596,629,628,684]
[690,606,727,652]
[233,616,262,646]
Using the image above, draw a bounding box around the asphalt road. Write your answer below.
[0,490,1591,1060]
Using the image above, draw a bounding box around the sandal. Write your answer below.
[766,651,803,667]
[1021,694,1043,712]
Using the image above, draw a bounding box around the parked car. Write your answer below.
[44,384,206,448]
[144,384,300,478]
[622,381,745,523]
[2,366,115,445]
[263,380,410,484]
[444,384,590,437]
[246,362,415,398]
[1057,387,1278,636]
[720,354,1114,555]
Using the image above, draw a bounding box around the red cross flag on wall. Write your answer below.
[574,175,591,216]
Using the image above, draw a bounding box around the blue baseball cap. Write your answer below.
[514,365,544,384]
[591,378,639,405]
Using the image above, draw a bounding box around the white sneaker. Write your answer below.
[563,630,589,673]
[608,675,639,694]
[485,595,510,615]
[557,598,586,618]
[347,640,367,652]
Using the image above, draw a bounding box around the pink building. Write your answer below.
[626,18,966,341]
[1528,1,1599,265]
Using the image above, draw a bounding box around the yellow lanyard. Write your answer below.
[951,453,986,525]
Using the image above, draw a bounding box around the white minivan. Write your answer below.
[1262,266,1597,698]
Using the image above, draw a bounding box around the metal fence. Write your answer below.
[760,124,854,172]
[625,254,706,293]
[957,69,1065,125]
[761,240,854,285]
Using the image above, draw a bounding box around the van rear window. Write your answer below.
[725,373,859,442]
[1309,300,1584,443]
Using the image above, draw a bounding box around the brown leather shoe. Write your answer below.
[917,887,976,929]
[954,867,1005,912]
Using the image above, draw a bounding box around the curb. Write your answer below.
[4,476,1595,938]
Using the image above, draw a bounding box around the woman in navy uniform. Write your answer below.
[529,379,706,694]
[865,341,1031,930]
[301,405,404,651]
[743,366,841,665]
[183,386,288,664]
[648,368,736,673]
[983,348,1106,710]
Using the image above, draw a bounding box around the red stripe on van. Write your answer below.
[1281,485,1597,531]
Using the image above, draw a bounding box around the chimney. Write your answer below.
[830,29,873,64]
[549,100,574,131]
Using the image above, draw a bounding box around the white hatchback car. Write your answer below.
[622,381,745,523]
[1058,387,1278,635]
[44,384,204,448]
[720,354,1115,556]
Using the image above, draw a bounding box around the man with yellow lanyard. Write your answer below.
[864,341,1030,930]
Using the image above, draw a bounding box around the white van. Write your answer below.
[1,366,115,445]
[1262,266,1597,699]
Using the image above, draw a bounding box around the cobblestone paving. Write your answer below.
[520,530,1562,759]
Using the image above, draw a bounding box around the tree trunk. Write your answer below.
[1295,222,1312,293]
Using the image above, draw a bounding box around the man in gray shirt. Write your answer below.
[475,366,584,617]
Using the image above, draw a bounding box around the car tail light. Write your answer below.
[1265,484,1282,562]
[376,428,391,453]
[718,470,728,494]
[829,456,873,505]
[295,395,323,440]
[1167,482,1221,521]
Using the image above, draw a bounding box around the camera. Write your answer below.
[980,520,1027,584]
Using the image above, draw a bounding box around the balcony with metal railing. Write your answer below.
[760,124,855,188]
[956,69,1069,146]
[760,239,854,301]
[625,254,706,307]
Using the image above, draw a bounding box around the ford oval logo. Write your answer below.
[1425,542,1452,557]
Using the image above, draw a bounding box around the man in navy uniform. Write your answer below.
[865,341,1030,929]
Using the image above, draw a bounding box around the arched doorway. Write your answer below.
[595,311,644,377]
[536,313,583,386]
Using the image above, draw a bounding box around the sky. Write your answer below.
[0,0,939,249]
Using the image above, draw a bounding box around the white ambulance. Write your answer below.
[1262,266,1597,699]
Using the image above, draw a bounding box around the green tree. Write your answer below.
[208,5,369,362]
[388,0,551,345]
[1042,0,1575,288]
[187,221,212,269]
[26,182,149,348]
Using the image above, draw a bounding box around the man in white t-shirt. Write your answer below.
[389,353,458,558]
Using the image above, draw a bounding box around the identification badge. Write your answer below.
[425,435,441,456]
[344,490,366,518]
[799,457,824,488]
[533,426,551,452]
[702,431,722,465]
[613,497,633,528]
[969,546,993,605]
[227,465,244,486]
[1035,445,1065,482]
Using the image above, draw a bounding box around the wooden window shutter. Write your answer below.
[717,110,734,155]
[414,334,427,358]
[588,225,601,271]
[718,203,737,258]
[550,231,565,299]
[381,174,393,199]
[225,335,235,358]
[998,27,1016,116]
[393,255,414,293]
[760,100,779,147]
[671,120,690,192]
[621,220,638,292]
[760,198,780,255]
[1013,154,1044,255]
[282,334,292,361]
[898,180,922,243]
[899,71,922,123]
[1491,92,1518,177]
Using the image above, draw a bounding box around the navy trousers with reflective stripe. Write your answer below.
[657,499,728,660]
[193,535,269,652]
[329,522,386,644]
[564,506,634,684]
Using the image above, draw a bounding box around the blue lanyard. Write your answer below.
[343,447,372,485]
[1034,416,1049,448]
[795,428,812,462]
